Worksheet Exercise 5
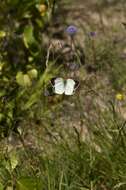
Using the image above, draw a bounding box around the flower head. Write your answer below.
[66,25,77,36]
[89,31,96,37]
[37,4,47,16]
[66,62,80,71]
[116,93,124,101]
[0,31,6,38]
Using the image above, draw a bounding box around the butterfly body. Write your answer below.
[51,78,79,95]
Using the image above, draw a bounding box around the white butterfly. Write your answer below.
[51,78,79,95]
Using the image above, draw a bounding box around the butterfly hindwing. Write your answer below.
[64,79,75,95]
[65,78,80,95]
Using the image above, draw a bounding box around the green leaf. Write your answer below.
[16,72,32,87]
[5,186,13,190]
[23,74,32,87]
[0,31,6,38]
[8,0,20,6]
[23,25,37,49]
[5,151,19,172]
[27,69,38,79]
[0,91,6,98]
[0,183,4,190]
[0,113,4,121]
[17,177,42,190]
[0,165,11,182]
[10,152,19,170]
[16,72,24,86]
[114,182,126,189]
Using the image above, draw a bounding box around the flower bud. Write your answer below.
[27,69,38,79]
[23,74,32,86]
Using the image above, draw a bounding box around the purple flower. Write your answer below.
[89,31,96,37]
[66,25,77,36]
[66,62,80,71]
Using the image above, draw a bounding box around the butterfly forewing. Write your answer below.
[53,78,65,95]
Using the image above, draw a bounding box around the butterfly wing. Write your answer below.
[64,79,76,95]
[52,78,65,95]
[122,22,126,28]
[74,80,80,91]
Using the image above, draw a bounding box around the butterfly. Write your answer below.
[51,77,79,95]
